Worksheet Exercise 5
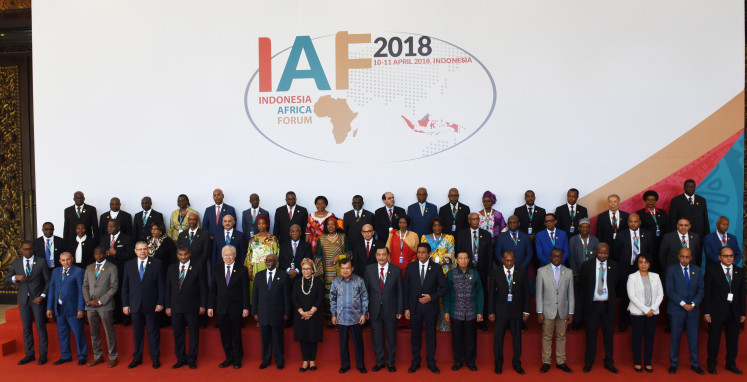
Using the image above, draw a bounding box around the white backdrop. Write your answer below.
[32,0,744,233]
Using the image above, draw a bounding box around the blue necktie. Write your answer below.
[268,271,273,291]
[684,266,690,286]
[45,239,52,266]
[225,231,231,245]
[139,260,144,281]
[25,260,31,277]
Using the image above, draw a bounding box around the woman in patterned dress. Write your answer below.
[421,217,455,331]
[306,196,334,253]
[386,215,419,275]
[478,190,506,243]
[244,215,279,304]
[315,216,349,327]
[168,194,199,241]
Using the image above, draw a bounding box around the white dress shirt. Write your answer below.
[593,259,609,301]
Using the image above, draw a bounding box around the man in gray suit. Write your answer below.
[364,247,403,372]
[3,240,51,365]
[82,246,119,368]
[536,248,574,373]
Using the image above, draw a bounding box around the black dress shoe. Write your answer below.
[467,364,478,371]
[128,359,142,369]
[494,365,503,374]
[452,363,463,371]
[299,365,308,372]
[557,363,573,373]
[372,364,385,372]
[309,365,317,371]
[339,367,350,373]
[233,362,241,369]
[172,361,185,369]
[634,366,642,373]
[358,367,367,374]
[690,365,704,375]
[540,363,551,373]
[513,365,525,374]
[583,363,592,373]
[645,366,653,373]
[78,359,87,366]
[277,364,284,370]
[189,362,197,369]
[18,355,35,365]
[219,359,233,368]
[53,358,72,365]
[408,363,419,373]
[707,366,717,374]
[259,362,270,369]
[604,363,619,374]
[388,365,396,372]
[152,359,160,369]
[428,364,440,374]
[725,365,743,375]
[669,366,677,374]
[38,356,47,365]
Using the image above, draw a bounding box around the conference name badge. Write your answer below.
[507,293,513,301]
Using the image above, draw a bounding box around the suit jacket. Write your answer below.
[703,264,746,321]
[273,204,309,243]
[33,236,65,268]
[202,204,238,238]
[3,256,51,304]
[176,228,212,266]
[241,207,270,241]
[407,202,438,237]
[659,231,701,269]
[612,228,654,282]
[534,229,570,266]
[133,210,165,242]
[636,207,669,239]
[278,240,312,275]
[64,235,96,266]
[554,204,588,237]
[403,260,447,316]
[351,239,384,276]
[99,233,134,275]
[438,202,471,235]
[495,230,534,268]
[374,206,406,242]
[208,262,250,315]
[568,234,599,276]
[122,257,165,313]
[251,269,291,325]
[455,228,493,278]
[46,266,85,316]
[82,261,118,311]
[665,263,704,313]
[364,262,403,320]
[626,271,664,315]
[488,265,530,319]
[595,210,630,246]
[535,263,574,319]
[212,229,247,267]
[63,203,98,241]
[98,210,133,239]
[165,261,207,314]
[342,209,375,247]
[669,193,710,239]
[512,204,546,235]
[579,258,619,314]
[703,232,742,267]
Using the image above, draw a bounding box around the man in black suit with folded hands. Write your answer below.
[404,243,447,374]
[703,247,745,375]
[374,192,406,242]
[133,196,164,243]
[177,212,211,267]
[278,224,312,281]
[513,190,546,239]
[351,224,383,277]
[253,253,291,370]
[343,195,375,248]
[580,243,619,373]
[554,188,588,237]
[165,246,207,369]
[63,191,98,241]
[99,197,133,239]
[669,179,710,240]
[273,191,309,243]
[438,188,470,235]
[34,222,65,269]
[364,247,403,372]
[488,251,529,375]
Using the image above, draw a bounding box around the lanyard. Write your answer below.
[511,232,518,245]
[506,270,513,293]
[582,237,589,256]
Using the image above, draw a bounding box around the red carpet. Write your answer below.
[0,306,745,381]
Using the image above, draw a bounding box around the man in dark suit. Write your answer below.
[595,194,629,247]
[580,243,619,373]
[165,246,207,369]
[669,179,710,240]
[703,247,745,375]
[63,191,98,241]
[133,196,164,243]
[4,241,51,365]
[554,188,588,237]
[438,188,470,235]
[407,187,438,237]
[364,247,403,372]
[45,252,87,365]
[512,190,546,239]
[665,248,705,374]
[67,223,95,267]
[374,192,406,242]
[176,212,211,267]
[404,243,447,374]
[456,212,492,330]
[34,222,65,268]
[212,215,246,268]
[98,197,133,239]
[495,216,533,268]
[351,224,383,277]
[636,190,669,254]
[241,193,270,242]
[659,218,702,269]
[488,251,529,374]
[278,224,311,281]
[208,245,250,369]
[703,217,742,268]
[122,242,164,369]
[343,195,375,248]
[99,219,133,324]
[252,254,291,369]
[612,213,653,331]
[203,188,238,240]
[273,191,309,243]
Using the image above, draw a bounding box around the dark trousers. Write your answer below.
[338,324,365,369]
[451,319,477,365]
[584,301,615,365]
[56,313,87,360]
[260,324,284,365]
[218,312,243,363]
[131,309,160,361]
[172,312,199,363]
[300,341,318,361]
[707,313,740,368]
[410,311,438,366]
[573,278,584,327]
[493,315,521,366]
[669,308,700,367]
[370,314,397,365]
[618,289,631,328]
[19,302,48,357]
[631,314,657,366]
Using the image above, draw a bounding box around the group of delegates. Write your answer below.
[7,180,745,375]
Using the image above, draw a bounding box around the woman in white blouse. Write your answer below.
[627,253,664,372]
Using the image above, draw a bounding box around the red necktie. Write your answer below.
[366,241,370,256]
[215,206,220,225]
[289,207,293,220]
[379,267,385,289]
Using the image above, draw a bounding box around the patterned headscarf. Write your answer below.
[300,257,316,274]
[255,215,270,231]
[483,190,497,204]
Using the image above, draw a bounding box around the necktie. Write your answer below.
[380,267,385,289]
[179,264,186,288]
[684,266,690,286]
[142,212,148,226]
[681,234,687,247]
[511,232,518,245]
[76,206,81,218]
[420,264,425,285]
[289,206,293,219]
[95,263,102,278]
[554,266,560,288]
[356,210,360,220]
[420,204,424,216]
[597,263,606,295]
[725,267,732,284]
[633,231,640,261]
[226,265,231,285]
[215,205,220,225]
[189,231,194,244]
[225,231,231,245]
[506,270,512,293]
[293,241,298,255]
[267,271,273,290]
[472,231,478,262]
[388,208,392,221]
[720,233,728,246]
[62,268,68,282]
[139,260,145,280]
[110,235,116,250]
[45,239,52,267]
[570,205,575,220]
[25,259,31,277]
[549,231,556,246]
[366,241,370,256]
[611,212,618,233]
[689,196,693,206]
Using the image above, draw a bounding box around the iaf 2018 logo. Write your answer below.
[244,31,496,162]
